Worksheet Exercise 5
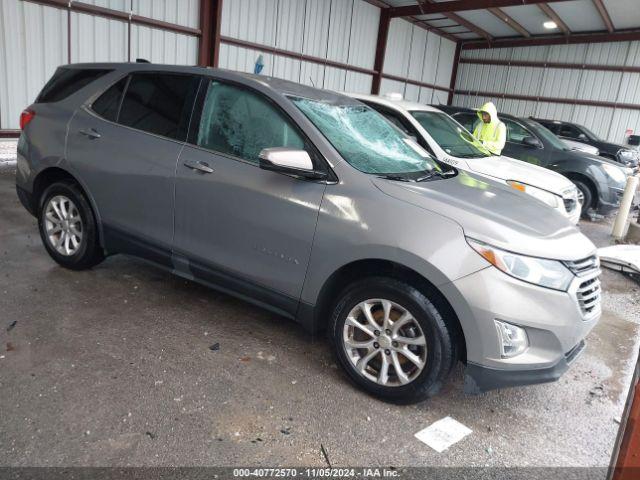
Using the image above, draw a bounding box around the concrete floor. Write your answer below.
[0,163,639,469]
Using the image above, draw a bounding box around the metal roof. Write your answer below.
[373,0,640,46]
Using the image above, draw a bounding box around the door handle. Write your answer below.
[183,159,214,174]
[79,128,101,140]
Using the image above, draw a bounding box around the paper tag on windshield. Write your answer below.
[403,138,430,158]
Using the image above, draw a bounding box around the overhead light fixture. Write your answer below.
[543,21,557,29]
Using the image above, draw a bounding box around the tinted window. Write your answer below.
[559,124,582,139]
[197,81,305,164]
[91,77,128,122]
[119,73,200,140]
[504,119,534,144]
[540,121,560,134]
[37,68,111,103]
[452,113,478,133]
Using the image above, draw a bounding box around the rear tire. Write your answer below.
[329,277,456,404]
[38,181,104,270]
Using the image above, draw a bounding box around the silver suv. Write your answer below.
[16,63,601,403]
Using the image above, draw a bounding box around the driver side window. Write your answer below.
[197,81,305,164]
[504,119,533,145]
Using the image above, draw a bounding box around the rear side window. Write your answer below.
[37,68,111,103]
[91,77,128,122]
[118,73,200,140]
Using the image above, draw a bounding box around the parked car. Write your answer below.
[532,118,640,168]
[17,63,601,403]
[348,93,581,224]
[562,138,599,156]
[437,105,629,217]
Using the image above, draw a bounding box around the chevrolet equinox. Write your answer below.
[15,63,601,403]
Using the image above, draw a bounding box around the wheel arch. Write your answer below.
[565,172,598,209]
[32,167,104,246]
[307,258,467,361]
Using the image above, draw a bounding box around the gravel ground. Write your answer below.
[0,158,638,473]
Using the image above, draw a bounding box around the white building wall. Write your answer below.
[380,18,456,105]
[0,0,198,130]
[454,41,640,144]
[220,0,457,98]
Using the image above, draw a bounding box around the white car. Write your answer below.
[348,93,582,225]
[562,138,600,156]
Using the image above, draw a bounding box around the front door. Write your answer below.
[501,118,548,167]
[173,80,327,315]
[66,72,199,264]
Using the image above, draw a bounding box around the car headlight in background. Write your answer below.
[602,163,628,184]
[507,181,560,208]
[467,238,574,291]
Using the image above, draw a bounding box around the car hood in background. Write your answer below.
[562,139,599,155]
[464,154,574,195]
[373,171,595,261]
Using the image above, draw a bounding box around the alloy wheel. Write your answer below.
[44,195,83,256]
[342,299,427,387]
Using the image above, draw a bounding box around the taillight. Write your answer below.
[20,109,35,130]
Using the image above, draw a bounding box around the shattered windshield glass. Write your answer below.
[410,111,490,158]
[290,97,440,175]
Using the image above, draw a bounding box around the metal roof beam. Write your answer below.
[592,0,615,33]
[388,0,575,18]
[488,7,531,37]
[538,3,571,35]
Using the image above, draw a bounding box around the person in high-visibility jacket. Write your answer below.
[472,102,506,156]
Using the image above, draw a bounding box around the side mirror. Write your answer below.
[523,136,542,148]
[259,147,327,180]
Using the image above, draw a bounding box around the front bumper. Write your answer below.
[446,263,600,393]
[597,185,624,215]
[465,340,585,394]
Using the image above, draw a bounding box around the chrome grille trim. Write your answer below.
[575,271,601,318]
[564,255,600,277]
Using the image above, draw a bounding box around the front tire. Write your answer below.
[38,181,104,270]
[329,277,456,404]
[572,179,594,217]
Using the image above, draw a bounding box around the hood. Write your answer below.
[372,171,595,261]
[466,154,574,196]
[477,102,498,124]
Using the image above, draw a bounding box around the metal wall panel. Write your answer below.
[220,1,456,96]
[130,25,198,65]
[70,12,128,63]
[454,40,640,142]
[134,0,200,29]
[0,1,67,129]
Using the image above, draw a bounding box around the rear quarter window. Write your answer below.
[37,68,111,103]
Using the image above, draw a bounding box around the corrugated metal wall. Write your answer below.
[219,0,380,92]
[379,18,456,105]
[219,0,457,98]
[453,41,640,144]
[0,0,199,130]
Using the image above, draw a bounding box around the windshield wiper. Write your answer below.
[378,174,412,182]
[415,170,456,182]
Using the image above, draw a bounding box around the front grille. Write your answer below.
[564,255,600,276]
[565,255,601,318]
[576,277,601,316]
[562,188,579,213]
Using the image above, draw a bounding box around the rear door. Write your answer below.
[173,79,327,314]
[66,72,200,265]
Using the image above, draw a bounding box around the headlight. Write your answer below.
[619,149,635,160]
[507,181,560,208]
[467,238,574,291]
[602,163,627,183]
